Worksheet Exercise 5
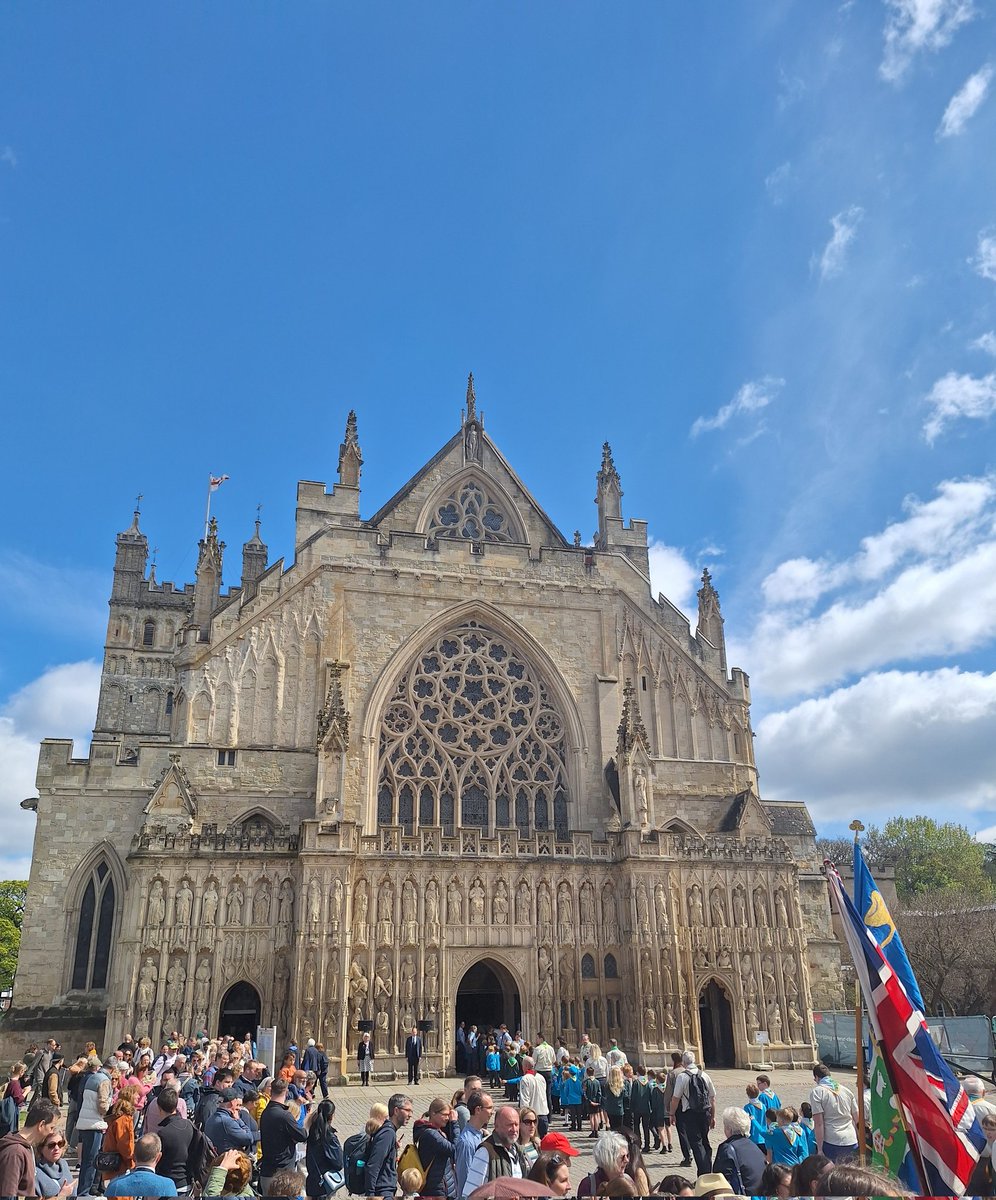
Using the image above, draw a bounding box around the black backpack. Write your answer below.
[186,1125,217,1190]
[342,1131,370,1195]
[684,1070,710,1113]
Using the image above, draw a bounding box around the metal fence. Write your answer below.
[814,1011,996,1080]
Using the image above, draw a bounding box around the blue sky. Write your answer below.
[2,1,996,878]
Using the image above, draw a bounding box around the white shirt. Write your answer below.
[810,1077,859,1146]
[670,1066,716,1113]
[606,1047,628,1070]
[461,1139,523,1197]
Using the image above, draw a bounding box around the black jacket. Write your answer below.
[260,1100,308,1177]
[405,1036,423,1062]
[357,1039,374,1066]
[305,1125,343,1197]
[713,1133,767,1196]
[155,1113,196,1190]
[414,1121,457,1200]
[363,1118,398,1198]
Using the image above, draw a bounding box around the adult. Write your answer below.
[42,1054,65,1109]
[605,1039,628,1071]
[711,1107,766,1196]
[105,1133,179,1197]
[669,1050,717,1175]
[576,1129,629,1197]
[528,1150,573,1197]
[454,1076,483,1133]
[414,1098,459,1199]
[968,1114,996,1193]
[206,1088,254,1154]
[364,1092,412,1199]
[808,1062,859,1162]
[76,1054,117,1197]
[356,1033,374,1086]
[461,1104,524,1197]
[455,1089,493,1195]
[0,1099,60,1200]
[259,1079,311,1195]
[516,1108,541,1172]
[965,1076,996,1121]
[314,1044,330,1102]
[203,1148,256,1199]
[300,1040,320,1075]
[517,1057,551,1138]
[146,1070,189,1132]
[196,1067,234,1129]
[790,1153,831,1196]
[101,1085,140,1187]
[33,1126,73,1198]
[405,1026,424,1087]
[760,1162,794,1199]
[304,1099,342,1200]
[29,1041,57,1098]
[812,1163,908,1197]
[153,1088,197,1194]
[664,1052,691,1165]
[533,1035,556,1107]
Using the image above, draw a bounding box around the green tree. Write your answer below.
[0,880,28,992]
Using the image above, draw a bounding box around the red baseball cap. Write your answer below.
[539,1131,579,1157]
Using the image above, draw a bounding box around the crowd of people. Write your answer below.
[2,1029,995,1198]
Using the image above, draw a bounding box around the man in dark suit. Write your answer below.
[405,1026,423,1085]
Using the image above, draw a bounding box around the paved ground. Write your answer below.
[325,1066,852,1192]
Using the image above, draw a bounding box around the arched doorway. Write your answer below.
[218,981,261,1040]
[698,979,735,1067]
[456,959,521,1053]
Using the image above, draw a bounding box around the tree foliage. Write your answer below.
[818,817,993,901]
[897,888,996,1016]
[0,880,28,993]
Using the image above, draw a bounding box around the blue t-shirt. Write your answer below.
[105,1167,179,1197]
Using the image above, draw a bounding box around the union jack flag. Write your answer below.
[825,862,984,1195]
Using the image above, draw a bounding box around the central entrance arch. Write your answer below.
[456,958,521,1043]
[218,981,261,1040]
[698,979,735,1067]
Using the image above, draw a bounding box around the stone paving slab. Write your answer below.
[323,1066,847,1192]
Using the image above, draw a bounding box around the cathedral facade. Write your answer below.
[9,381,843,1075]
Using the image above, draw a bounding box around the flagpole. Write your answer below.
[849,819,868,1166]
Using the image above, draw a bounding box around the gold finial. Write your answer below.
[849,819,865,844]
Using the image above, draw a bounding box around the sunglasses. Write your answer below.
[45,1140,66,1150]
[521,1117,537,1124]
[547,1154,567,1167]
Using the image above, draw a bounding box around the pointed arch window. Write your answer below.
[426,477,523,544]
[581,953,597,979]
[377,621,570,838]
[604,953,618,979]
[71,860,116,990]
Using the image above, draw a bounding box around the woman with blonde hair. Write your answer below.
[99,1084,141,1185]
[517,1107,541,1170]
[603,1066,628,1131]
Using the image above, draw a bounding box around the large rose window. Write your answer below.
[377,622,569,838]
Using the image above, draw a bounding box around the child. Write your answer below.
[766,1106,808,1167]
[560,1063,583,1132]
[651,1069,672,1154]
[744,1082,768,1147]
[485,1043,501,1088]
[583,1065,602,1137]
[756,1073,781,1111]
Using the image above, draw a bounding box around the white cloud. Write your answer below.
[814,206,864,280]
[648,541,699,616]
[0,662,99,879]
[765,162,793,206]
[973,331,996,355]
[739,474,996,697]
[690,376,785,438]
[757,668,996,826]
[923,370,996,442]
[880,0,977,83]
[972,231,996,282]
[937,64,993,136]
[0,146,15,169]
[976,824,996,842]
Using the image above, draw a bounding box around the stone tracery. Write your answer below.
[426,477,523,544]
[376,621,570,837]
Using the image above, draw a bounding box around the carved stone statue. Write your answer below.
[775,888,790,927]
[308,879,322,924]
[347,959,368,1024]
[175,880,192,926]
[660,958,673,996]
[746,997,759,1035]
[373,954,392,1012]
[377,879,394,939]
[640,950,654,997]
[147,880,166,930]
[559,950,574,998]
[202,881,219,927]
[401,880,418,943]
[447,879,463,924]
[466,425,478,460]
[732,886,747,927]
[165,962,185,1011]
[493,880,509,926]
[253,882,271,926]
[331,878,344,926]
[654,884,669,934]
[353,880,369,943]
[193,959,210,1013]
[470,879,485,925]
[537,884,552,927]
[557,883,573,939]
[580,883,595,926]
[634,768,649,826]
[516,881,531,925]
[226,881,245,926]
[636,885,651,933]
[663,1003,677,1032]
[767,1001,783,1043]
[603,883,620,943]
[304,953,317,1006]
[137,958,157,1010]
[787,999,805,1041]
[425,952,439,1007]
[754,891,770,927]
[275,957,290,1031]
[644,1004,658,1039]
[710,887,727,927]
[399,953,416,1006]
[688,884,704,926]
[425,880,440,929]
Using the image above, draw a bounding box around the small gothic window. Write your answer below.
[165,691,174,716]
[71,860,115,990]
[581,953,596,979]
[143,620,155,647]
[427,478,523,544]
[604,953,618,979]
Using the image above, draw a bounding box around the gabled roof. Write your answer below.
[366,428,570,547]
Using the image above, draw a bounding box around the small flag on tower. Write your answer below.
[209,474,230,492]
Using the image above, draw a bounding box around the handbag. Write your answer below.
[321,1168,345,1195]
[95,1149,123,1172]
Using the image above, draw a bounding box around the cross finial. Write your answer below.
[466,373,477,421]
[849,818,865,844]
[135,492,143,513]
[151,546,159,566]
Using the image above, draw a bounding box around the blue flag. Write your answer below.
[853,841,925,1016]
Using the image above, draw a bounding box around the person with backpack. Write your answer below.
[712,1107,766,1196]
[363,1092,413,1198]
[668,1050,716,1175]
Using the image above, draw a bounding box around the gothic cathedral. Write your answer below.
[8,379,843,1074]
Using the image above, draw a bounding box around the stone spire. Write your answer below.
[337,410,363,489]
[595,441,623,545]
[111,499,149,601]
[241,509,269,592]
[317,661,351,752]
[616,677,650,759]
[191,516,225,635]
[463,372,483,461]
[696,567,727,672]
[466,373,477,422]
